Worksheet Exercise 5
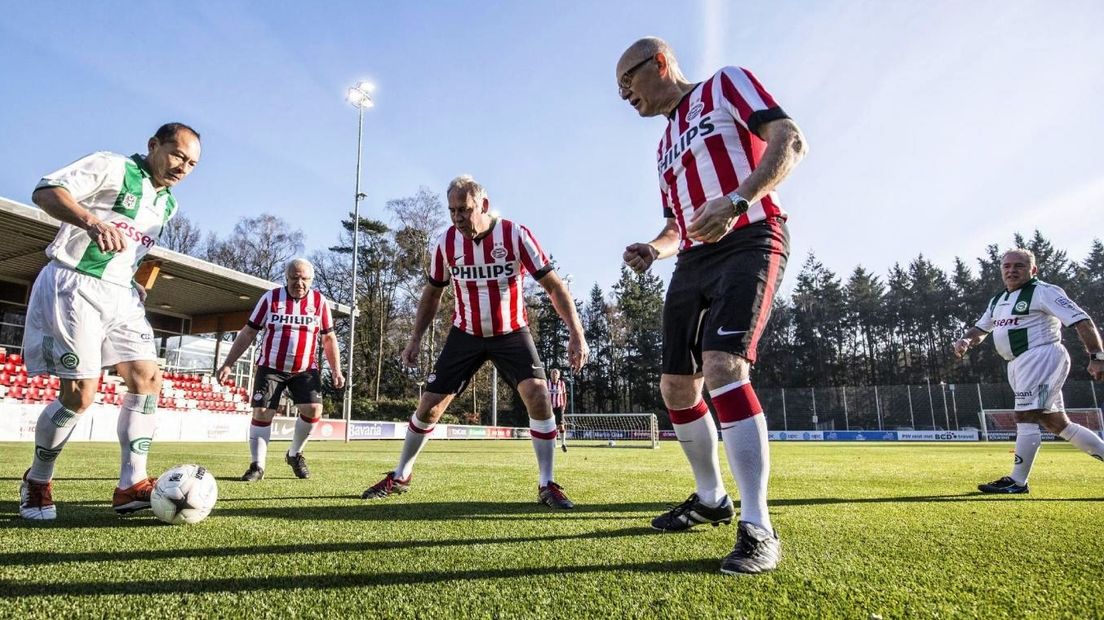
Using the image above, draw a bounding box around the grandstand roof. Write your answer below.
[0,196,350,333]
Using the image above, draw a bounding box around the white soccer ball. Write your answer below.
[608,440,617,447]
[151,464,218,525]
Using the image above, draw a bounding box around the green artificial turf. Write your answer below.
[1,440,1102,618]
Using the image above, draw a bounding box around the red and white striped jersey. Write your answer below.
[246,288,334,373]
[548,379,567,408]
[658,66,790,251]
[427,218,551,337]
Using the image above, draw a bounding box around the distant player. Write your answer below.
[19,123,201,520]
[617,37,807,574]
[547,368,568,436]
[362,175,588,508]
[217,258,344,481]
[954,248,1104,493]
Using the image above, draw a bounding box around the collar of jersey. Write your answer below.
[130,154,173,196]
[1005,277,1038,295]
[666,83,702,120]
[471,217,499,243]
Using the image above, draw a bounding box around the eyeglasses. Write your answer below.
[618,56,654,91]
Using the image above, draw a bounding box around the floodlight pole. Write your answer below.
[343,82,373,441]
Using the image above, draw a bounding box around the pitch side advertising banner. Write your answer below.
[822,431,899,441]
[0,403,250,441]
[347,421,400,440]
[897,430,978,441]
[768,431,827,441]
[269,416,346,441]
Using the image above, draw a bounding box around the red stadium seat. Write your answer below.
[9,354,22,366]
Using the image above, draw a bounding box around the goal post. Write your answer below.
[563,413,659,449]
[981,407,1104,440]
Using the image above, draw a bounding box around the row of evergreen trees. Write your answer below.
[166,193,1103,423]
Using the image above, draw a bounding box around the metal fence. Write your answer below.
[757,380,1102,432]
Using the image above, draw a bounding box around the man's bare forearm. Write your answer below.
[733,119,807,204]
[219,326,259,368]
[1074,319,1104,353]
[647,220,682,260]
[322,333,342,372]
[32,187,99,230]
[409,284,445,343]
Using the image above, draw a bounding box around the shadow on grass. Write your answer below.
[774,493,1104,506]
[0,555,719,597]
[0,500,165,530]
[0,525,660,570]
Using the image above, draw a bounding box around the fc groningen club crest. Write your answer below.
[60,352,79,370]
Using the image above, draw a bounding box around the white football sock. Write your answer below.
[1010,423,1041,485]
[28,400,81,482]
[288,414,317,456]
[719,413,772,531]
[529,417,557,486]
[249,420,271,466]
[672,412,726,507]
[117,393,158,488]
[396,415,434,479]
[1059,423,1104,461]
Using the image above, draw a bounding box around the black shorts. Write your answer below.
[552,407,565,425]
[426,327,546,394]
[251,366,323,409]
[663,217,789,375]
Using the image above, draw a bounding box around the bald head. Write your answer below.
[617,37,678,78]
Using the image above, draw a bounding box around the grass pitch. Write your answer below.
[2,439,1102,618]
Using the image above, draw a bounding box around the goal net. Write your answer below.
[981,407,1104,440]
[564,413,659,449]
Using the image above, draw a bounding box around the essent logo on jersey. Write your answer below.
[992,317,1022,327]
[451,262,516,280]
[269,314,319,326]
[657,117,717,172]
[112,221,156,249]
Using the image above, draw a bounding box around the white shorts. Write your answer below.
[22,261,157,379]
[1007,342,1069,412]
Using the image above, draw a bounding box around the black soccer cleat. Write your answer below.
[361,471,412,499]
[240,462,265,482]
[538,481,575,509]
[285,452,310,479]
[978,476,1029,494]
[720,521,782,575]
[651,493,735,532]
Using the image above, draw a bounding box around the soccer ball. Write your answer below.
[607,440,617,447]
[150,464,218,524]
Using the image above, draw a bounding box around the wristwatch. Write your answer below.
[726,191,750,218]
[1090,351,1104,362]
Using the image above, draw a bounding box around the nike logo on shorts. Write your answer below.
[716,327,747,336]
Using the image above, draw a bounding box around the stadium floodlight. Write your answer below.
[343,80,375,438]
[346,81,375,108]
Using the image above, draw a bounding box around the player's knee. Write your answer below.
[701,354,749,389]
[253,408,277,422]
[659,375,699,408]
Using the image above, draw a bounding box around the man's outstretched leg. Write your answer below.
[363,393,451,499]
[112,361,162,515]
[21,379,96,520]
[652,373,733,531]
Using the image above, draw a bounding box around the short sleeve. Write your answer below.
[36,151,120,204]
[517,224,552,280]
[1037,286,1090,327]
[426,232,451,287]
[247,292,270,330]
[716,67,789,137]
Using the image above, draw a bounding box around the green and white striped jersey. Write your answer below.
[975,278,1089,361]
[37,151,177,288]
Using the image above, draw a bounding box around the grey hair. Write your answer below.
[1001,248,1036,266]
[285,257,315,278]
[446,174,488,203]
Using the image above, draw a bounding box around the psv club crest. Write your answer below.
[491,244,508,260]
[687,101,705,121]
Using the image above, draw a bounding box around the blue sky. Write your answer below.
[2,1,1102,295]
